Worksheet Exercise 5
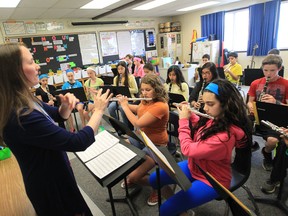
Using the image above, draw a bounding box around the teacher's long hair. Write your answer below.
[0,43,38,142]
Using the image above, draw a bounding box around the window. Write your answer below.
[277,1,288,49]
[224,9,249,52]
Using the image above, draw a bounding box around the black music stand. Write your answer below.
[139,131,191,209]
[101,85,132,98]
[244,68,284,86]
[255,101,288,127]
[75,132,145,216]
[55,87,88,131]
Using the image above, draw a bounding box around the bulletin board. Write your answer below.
[6,33,99,74]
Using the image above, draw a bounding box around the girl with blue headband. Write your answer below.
[149,79,252,215]
[36,74,57,106]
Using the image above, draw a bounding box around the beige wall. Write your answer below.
[172,0,287,78]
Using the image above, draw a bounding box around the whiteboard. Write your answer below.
[192,40,220,63]
[117,31,132,59]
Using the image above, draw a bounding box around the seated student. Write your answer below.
[223,51,242,85]
[149,79,252,216]
[125,54,134,74]
[117,74,169,206]
[268,48,280,55]
[84,67,104,127]
[108,61,138,128]
[143,62,165,84]
[247,54,288,171]
[62,69,85,131]
[164,65,189,102]
[36,74,57,106]
[133,57,145,78]
[189,62,219,111]
[194,54,210,82]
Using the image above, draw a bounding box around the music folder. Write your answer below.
[253,101,288,127]
[139,130,191,191]
[55,87,87,103]
[100,85,131,98]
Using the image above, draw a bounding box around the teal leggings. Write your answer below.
[149,160,218,216]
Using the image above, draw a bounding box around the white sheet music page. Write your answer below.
[85,143,137,179]
[76,130,119,162]
[140,130,175,173]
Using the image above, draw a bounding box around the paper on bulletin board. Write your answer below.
[131,30,145,56]
[117,31,132,59]
[3,21,26,35]
[78,34,99,65]
[99,32,118,56]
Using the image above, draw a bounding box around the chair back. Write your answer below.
[168,111,179,138]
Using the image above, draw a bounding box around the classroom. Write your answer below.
[0,0,288,216]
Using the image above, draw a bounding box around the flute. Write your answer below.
[173,103,214,120]
[109,97,152,102]
[261,120,288,138]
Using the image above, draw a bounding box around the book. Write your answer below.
[76,130,137,179]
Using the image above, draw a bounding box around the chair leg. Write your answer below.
[241,184,261,216]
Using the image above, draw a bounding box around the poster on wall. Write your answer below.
[78,33,100,65]
[3,21,26,35]
[131,30,145,56]
[117,31,132,59]
[99,32,118,56]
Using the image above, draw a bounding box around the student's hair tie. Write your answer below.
[134,57,141,62]
[39,74,49,80]
[205,83,219,96]
[66,69,74,74]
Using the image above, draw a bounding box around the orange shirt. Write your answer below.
[137,101,169,146]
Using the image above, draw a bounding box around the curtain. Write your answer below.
[201,11,224,55]
[247,0,281,56]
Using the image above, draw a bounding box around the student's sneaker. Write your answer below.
[120,181,137,189]
[261,147,273,171]
[251,141,260,152]
[261,179,280,194]
[187,209,196,216]
[147,190,158,206]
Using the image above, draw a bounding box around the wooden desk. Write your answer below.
[0,155,36,216]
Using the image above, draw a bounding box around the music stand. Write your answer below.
[102,114,143,143]
[101,86,132,98]
[254,101,288,127]
[217,67,226,79]
[55,87,88,131]
[139,130,191,209]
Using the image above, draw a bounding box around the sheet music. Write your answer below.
[76,130,119,162]
[86,144,137,179]
[140,131,175,173]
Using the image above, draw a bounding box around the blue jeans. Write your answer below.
[149,160,218,216]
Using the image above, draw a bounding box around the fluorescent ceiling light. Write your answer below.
[81,0,120,9]
[133,0,176,10]
[0,0,21,8]
[177,1,219,11]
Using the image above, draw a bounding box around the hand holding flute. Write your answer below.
[174,102,214,119]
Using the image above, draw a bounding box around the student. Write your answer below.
[133,56,145,78]
[84,66,104,116]
[247,54,288,171]
[143,62,165,84]
[164,65,189,102]
[36,73,57,106]
[108,61,138,128]
[149,79,252,216]
[189,62,219,111]
[268,48,280,55]
[194,54,210,82]
[125,54,134,74]
[62,69,86,131]
[223,51,242,85]
[117,74,169,206]
[0,43,112,216]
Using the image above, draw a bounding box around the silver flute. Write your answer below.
[173,103,214,120]
[109,97,152,102]
[261,120,288,138]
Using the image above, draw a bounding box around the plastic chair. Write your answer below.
[220,147,260,216]
[196,163,257,216]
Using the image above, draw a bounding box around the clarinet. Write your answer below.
[261,120,288,138]
[196,79,206,110]
[46,86,53,101]
[258,77,270,101]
